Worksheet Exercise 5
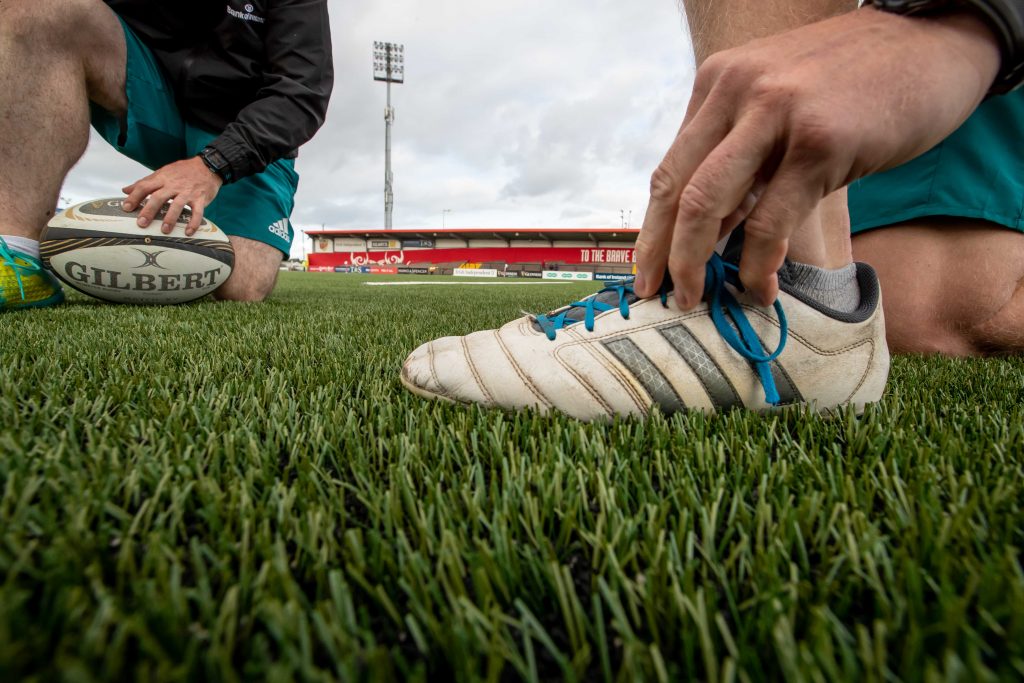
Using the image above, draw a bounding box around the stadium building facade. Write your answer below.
[305,227,640,277]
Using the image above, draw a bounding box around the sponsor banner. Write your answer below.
[520,271,543,278]
[334,238,367,251]
[334,266,352,273]
[594,272,632,281]
[315,238,334,253]
[309,266,334,273]
[397,266,430,275]
[359,266,371,274]
[369,239,402,250]
[501,271,520,278]
[370,266,399,275]
[543,271,594,281]
[401,239,434,249]
[454,268,499,278]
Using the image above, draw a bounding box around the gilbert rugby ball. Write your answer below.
[40,198,234,305]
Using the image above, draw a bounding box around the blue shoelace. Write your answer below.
[0,236,40,301]
[535,254,789,405]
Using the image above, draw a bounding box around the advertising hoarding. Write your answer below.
[454,268,499,278]
[543,271,594,281]
[333,238,367,251]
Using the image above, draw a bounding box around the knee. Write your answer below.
[958,277,1024,355]
[213,265,278,302]
[880,294,989,357]
[969,309,1024,356]
[886,330,980,357]
[212,238,282,303]
[213,281,274,303]
[884,302,1024,357]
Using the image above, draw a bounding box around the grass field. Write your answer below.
[2,272,1023,682]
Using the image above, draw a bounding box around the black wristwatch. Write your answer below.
[866,0,1024,93]
[198,146,235,184]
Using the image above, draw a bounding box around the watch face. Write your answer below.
[201,149,231,180]
[203,149,224,169]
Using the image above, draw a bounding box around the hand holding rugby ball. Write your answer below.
[40,198,234,305]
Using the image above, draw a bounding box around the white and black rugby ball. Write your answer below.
[40,198,234,305]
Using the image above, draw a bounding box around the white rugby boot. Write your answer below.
[401,254,889,421]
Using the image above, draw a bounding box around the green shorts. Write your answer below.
[89,18,298,256]
[849,90,1024,234]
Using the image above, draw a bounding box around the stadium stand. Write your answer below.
[305,227,639,277]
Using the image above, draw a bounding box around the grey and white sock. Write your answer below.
[779,261,860,314]
[1,235,40,259]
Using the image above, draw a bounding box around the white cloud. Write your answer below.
[61,0,696,259]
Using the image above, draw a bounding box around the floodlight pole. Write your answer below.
[385,77,394,229]
[374,42,404,230]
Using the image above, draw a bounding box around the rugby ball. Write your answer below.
[40,198,234,305]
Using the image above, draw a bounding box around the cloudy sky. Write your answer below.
[62,0,697,259]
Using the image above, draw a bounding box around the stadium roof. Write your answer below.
[304,227,641,243]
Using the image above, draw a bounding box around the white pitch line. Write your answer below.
[363,281,582,286]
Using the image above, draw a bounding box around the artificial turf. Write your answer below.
[1,273,1023,682]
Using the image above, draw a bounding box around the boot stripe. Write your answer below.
[603,338,685,414]
[658,324,742,408]
[769,361,802,405]
[743,324,802,405]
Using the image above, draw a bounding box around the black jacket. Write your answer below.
[104,0,334,181]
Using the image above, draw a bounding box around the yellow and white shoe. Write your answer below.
[401,254,889,420]
[0,237,65,312]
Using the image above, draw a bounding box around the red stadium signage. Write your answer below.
[578,248,635,264]
[309,246,636,268]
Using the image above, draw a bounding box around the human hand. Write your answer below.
[122,157,223,236]
[634,7,1001,308]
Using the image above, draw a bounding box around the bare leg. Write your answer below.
[2,1,283,303]
[853,220,1024,355]
[0,0,127,238]
[683,0,857,269]
[213,236,282,302]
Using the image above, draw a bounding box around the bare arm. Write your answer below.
[683,0,857,64]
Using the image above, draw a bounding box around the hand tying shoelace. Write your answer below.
[534,253,789,404]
